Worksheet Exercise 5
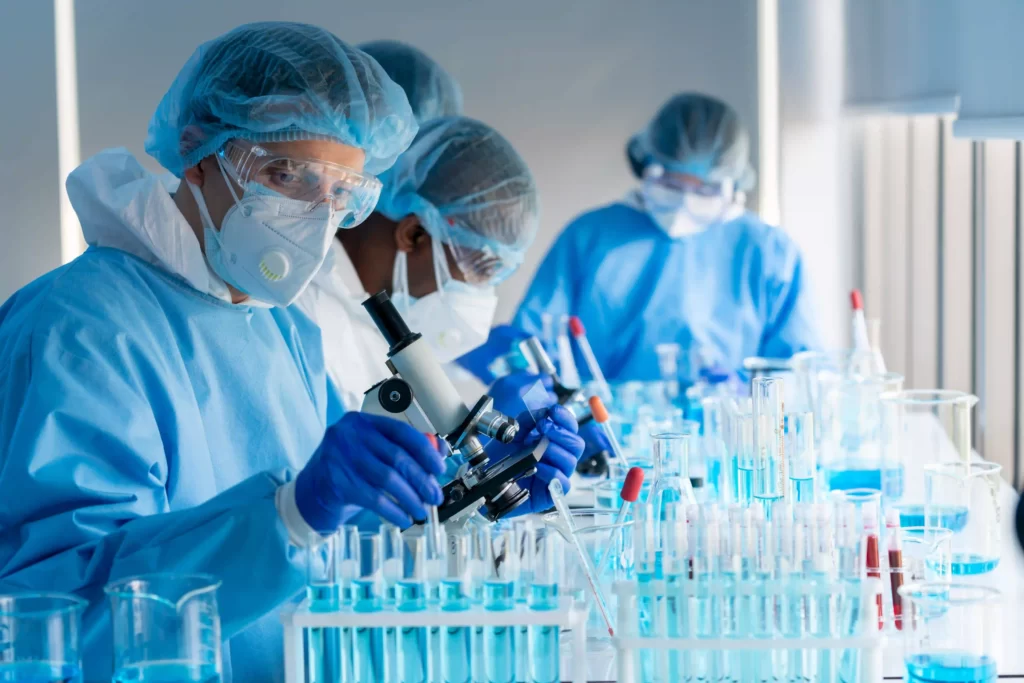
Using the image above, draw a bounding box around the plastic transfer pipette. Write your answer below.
[569,316,612,402]
[597,467,645,577]
[548,478,615,636]
[588,396,630,468]
[850,290,871,352]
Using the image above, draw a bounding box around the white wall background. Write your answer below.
[0,0,761,322]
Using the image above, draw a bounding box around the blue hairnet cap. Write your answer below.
[146,22,418,177]
[375,116,539,277]
[626,93,755,188]
[358,40,463,125]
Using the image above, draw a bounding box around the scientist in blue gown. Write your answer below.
[511,93,821,384]
[0,22,582,682]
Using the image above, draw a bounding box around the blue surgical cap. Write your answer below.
[146,22,418,177]
[375,116,539,268]
[359,40,463,125]
[626,93,755,189]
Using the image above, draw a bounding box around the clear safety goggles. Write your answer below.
[434,216,524,287]
[217,141,382,228]
[643,166,735,223]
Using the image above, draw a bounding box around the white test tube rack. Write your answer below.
[612,578,886,683]
[281,595,589,683]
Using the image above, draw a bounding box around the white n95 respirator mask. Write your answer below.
[187,156,338,308]
[391,238,497,363]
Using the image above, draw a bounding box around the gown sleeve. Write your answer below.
[757,232,822,358]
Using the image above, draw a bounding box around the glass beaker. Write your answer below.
[791,349,882,451]
[105,573,222,682]
[924,461,1002,575]
[650,433,697,513]
[880,390,978,527]
[0,592,86,683]
[900,583,1000,682]
[820,373,905,493]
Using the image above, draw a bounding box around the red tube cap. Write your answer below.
[568,315,585,338]
[620,467,645,503]
[850,289,864,311]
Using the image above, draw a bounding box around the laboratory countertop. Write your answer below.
[566,422,1024,681]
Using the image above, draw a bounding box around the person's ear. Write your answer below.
[183,163,204,187]
[394,215,430,253]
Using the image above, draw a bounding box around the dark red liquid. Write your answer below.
[866,534,882,629]
[889,548,904,630]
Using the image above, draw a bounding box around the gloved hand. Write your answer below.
[295,412,446,532]
[488,371,556,417]
[575,420,614,476]
[486,403,585,516]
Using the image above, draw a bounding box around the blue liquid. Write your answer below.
[905,652,997,682]
[528,584,560,683]
[826,463,904,497]
[484,581,516,683]
[695,574,723,682]
[397,581,428,683]
[898,504,970,532]
[735,462,754,505]
[440,580,472,683]
[515,572,532,683]
[0,663,82,683]
[754,494,783,520]
[306,583,344,683]
[706,455,723,501]
[111,662,219,682]
[951,554,999,575]
[789,476,814,502]
[353,579,384,683]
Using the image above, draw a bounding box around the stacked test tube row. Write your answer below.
[619,498,890,683]
[302,521,570,683]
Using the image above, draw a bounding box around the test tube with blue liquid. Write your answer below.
[785,411,816,503]
[306,530,344,683]
[512,519,534,683]
[649,432,697,516]
[632,501,659,682]
[381,525,404,682]
[483,527,519,683]
[730,410,755,506]
[0,592,86,683]
[352,532,385,682]
[468,525,491,683]
[529,527,564,683]
[900,583,1000,683]
[661,503,690,682]
[441,532,472,683]
[693,506,723,682]
[395,535,431,683]
[753,377,786,515]
[701,396,728,502]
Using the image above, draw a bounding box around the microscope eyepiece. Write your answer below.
[362,291,421,354]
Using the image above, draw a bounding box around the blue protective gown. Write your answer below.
[0,153,346,682]
[513,202,820,383]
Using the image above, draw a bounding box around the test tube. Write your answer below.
[424,523,446,683]
[730,412,755,506]
[305,531,347,683]
[397,536,430,683]
[468,525,491,683]
[556,315,581,389]
[381,525,404,682]
[484,528,519,683]
[589,395,631,468]
[568,316,612,402]
[661,503,689,682]
[885,509,904,631]
[529,527,564,683]
[701,396,728,502]
[655,342,682,401]
[693,505,723,682]
[511,519,534,682]
[353,532,385,683]
[441,532,472,683]
[785,412,816,503]
[631,501,660,683]
[753,377,786,513]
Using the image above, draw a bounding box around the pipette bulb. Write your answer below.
[850,289,864,311]
[620,467,645,503]
[568,315,586,338]
[588,395,610,423]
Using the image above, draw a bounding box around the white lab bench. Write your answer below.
[565,421,1024,681]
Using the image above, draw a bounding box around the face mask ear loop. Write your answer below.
[392,250,411,315]
[215,154,245,207]
[431,235,454,303]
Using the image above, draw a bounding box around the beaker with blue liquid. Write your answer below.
[0,592,86,683]
[105,573,222,683]
[924,461,1002,575]
[900,583,999,683]
[880,391,978,527]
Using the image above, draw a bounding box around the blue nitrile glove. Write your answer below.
[456,324,530,384]
[295,412,446,532]
[580,420,613,458]
[488,371,556,417]
[485,404,585,516]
